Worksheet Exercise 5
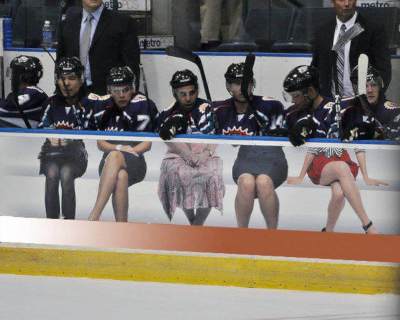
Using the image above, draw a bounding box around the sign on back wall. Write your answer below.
[103,0,151,11]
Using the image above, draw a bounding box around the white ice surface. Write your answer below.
[0,274,399,320]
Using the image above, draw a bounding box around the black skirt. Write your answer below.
[99,151,147,187]
[38,139,88,178]
[232,145,288,189]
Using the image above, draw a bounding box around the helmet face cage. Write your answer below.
[55,57,85,85]
[283,65,319,95]
[170,69,199,91]
[10,55,43,84]
[350,65,384,95]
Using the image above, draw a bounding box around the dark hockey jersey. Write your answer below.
[284,97,337,138]
[0,86,48,126]
[213,95,285,136]
[157,98,212,134]
[86,93,159,133]
[370,98,400,140]
[38,94,93,130]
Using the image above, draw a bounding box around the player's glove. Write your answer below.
[289,118,317,147]
[159,114,188,140]
[342,122,378,141]
[266,128,289,137]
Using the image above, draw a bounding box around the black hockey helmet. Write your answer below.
[350,64,384,94]
[10,55,43,85]
[170,69,198,89]
[107,66,135,88]
[55,56,85,84]
[224,63,253,83]
[283,65,319,93]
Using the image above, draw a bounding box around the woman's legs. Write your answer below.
[325,181,345,232]
[319,161,379,234]
[235,174,256,228]
[112,169,129,222]
[43,161,60,219]
[60,163,76,219]
[89,151,127,221]
[193,208,212,226]
[256,174,279,229]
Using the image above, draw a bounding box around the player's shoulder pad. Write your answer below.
[384,101,400,109]
[131,94,147,103]
[26,86,45,93]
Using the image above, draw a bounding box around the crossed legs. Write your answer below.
[319,161,379,234]
[89,151,129,222]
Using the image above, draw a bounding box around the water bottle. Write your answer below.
[42,20,53,49]
[3,18,13,49]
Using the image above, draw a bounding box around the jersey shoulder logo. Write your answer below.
[87,93,104,100]
[222,126,252,136]
[132,94,146,103]
[384,101,399,109]
[199,103,209,113]
[18,94,30,105]
[163,102,175,111]
[324,102,335,109]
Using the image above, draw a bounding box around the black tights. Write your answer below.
[43,161,77,219]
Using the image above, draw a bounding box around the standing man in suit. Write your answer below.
[311,0,391,98]
[57,0,140,95]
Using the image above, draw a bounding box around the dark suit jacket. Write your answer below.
[311,12,391,97]
[57,7,140,95]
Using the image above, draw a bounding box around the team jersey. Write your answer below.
[284,97,338,138]
[0,86,48,127]
[369,97,400,140]
[157,98,212,134]
[86,92,159,133]
[212,95,285,136]
[38,94,93,130]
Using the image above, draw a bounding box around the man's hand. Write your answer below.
[159,114,188,140]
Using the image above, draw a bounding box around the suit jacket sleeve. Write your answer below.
[122,16,141,88]
[368,22,391,91]
[57,20,66,61]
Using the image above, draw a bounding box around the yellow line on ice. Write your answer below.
[1,247,399,295]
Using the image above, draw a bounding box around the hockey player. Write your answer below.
[86,66,158,222]
[284,65,387,234]
[0,55,47,128]
[158,70,224,226]
[342,64,400,141]
[38,57,89,219]
[212,62,288,229]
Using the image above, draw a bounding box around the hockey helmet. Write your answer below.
[10,55,43,85]
[283,65,319,93]
[107,66,135,88]
[55,57,85,84]
[170,69,198,89]
[350,64,384,94]
[224,63,253,83]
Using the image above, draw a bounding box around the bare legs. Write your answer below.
[235,174,279,229]
[325,181,345,232]
[319,161,379,234]
[183,208,212,226]
[89,151,129,222]
[44,161,76,219]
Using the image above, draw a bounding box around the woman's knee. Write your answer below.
[106,150,124,164]
[331,188,345,203]
[255,175,275,195]
[237,174,256,192]
[117,169,129,183]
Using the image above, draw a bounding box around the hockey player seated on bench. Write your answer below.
[0,55,48,128]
